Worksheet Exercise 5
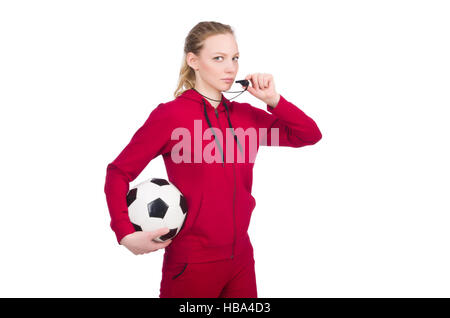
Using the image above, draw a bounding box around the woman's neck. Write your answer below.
[194,85,222,108]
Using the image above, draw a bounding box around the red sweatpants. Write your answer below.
[159,248,257,298]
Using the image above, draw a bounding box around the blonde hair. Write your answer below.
[173,21,235,98]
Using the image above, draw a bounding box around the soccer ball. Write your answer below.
[126,177,188,243]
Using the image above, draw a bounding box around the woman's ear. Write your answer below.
[186,52,199,71]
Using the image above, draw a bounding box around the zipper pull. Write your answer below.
[214,108,219,118]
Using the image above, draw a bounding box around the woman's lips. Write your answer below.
[222,79,233,83]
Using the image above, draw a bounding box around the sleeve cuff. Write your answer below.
[112,219,136,245]
[266,94,287,113]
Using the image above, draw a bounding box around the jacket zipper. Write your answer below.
[232,157,236,259]
[214,106,236,259]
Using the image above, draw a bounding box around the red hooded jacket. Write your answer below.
[104,88,322,263]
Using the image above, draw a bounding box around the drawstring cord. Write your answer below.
[203,99,225,167]
[202,99,243,166]
[222,100,244,154]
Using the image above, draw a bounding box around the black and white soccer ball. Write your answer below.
[126,177,188,243]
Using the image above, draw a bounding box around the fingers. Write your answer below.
[258,75,264,90]
[151,237,172,246]
[245,74,258,89]
[132,228,173,255]
[264,76,270,88]
[131,239,172,255]
[150,227,173,250]
[158,239,173,249]
[245,73,271,90]
[151,227,170,240]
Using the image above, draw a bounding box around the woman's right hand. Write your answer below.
[119,227,173,255]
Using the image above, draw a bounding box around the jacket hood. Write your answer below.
[176,88,234,114]
[176,88,243,165]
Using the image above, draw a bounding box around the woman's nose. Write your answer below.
[224,64,237,73]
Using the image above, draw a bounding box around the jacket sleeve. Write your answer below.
[104,103,174,244]
[250,94,322,147]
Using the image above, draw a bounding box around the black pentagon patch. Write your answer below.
[160,228,177,241]
[151,178,170,186]
[131,222,142,231]
[179,195,188,214]
[126,188,137,207]
[148,198,169,218]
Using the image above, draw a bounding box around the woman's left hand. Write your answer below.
[244,73,281,108]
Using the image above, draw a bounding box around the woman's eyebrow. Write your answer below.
[213,52,240,55]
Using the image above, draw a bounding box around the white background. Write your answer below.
[1,0,449,297]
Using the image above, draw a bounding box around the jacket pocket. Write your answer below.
[187,191,204,232]
[189,166,234,247]
[234,184,257,240]
[190,192,234,247]
[172,263,188,280]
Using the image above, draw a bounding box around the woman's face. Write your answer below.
[188,33,239,92]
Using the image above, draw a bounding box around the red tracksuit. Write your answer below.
[104,88,322,297]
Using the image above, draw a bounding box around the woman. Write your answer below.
[104,21,322,298]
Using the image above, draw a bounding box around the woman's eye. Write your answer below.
[214,56,239,61]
